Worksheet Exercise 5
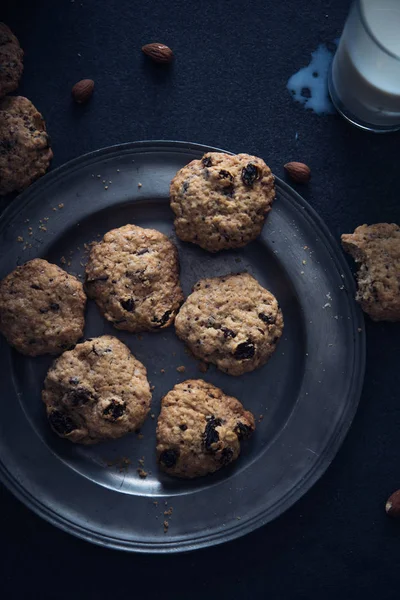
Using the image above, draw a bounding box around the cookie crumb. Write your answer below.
[150,385,155,392]
[137,468,148,478]
[17,236,23,243]
[120,457,131,470]
[160,368,165,374]
[164,507,173,516]
[138,182,142,188]
[153,501,158,507]
[198,361,208,373]
[60,256,66,265]
[176,365,186,373]
[151,413,155,419]
[104,456,132,472]
[58,203,64,209]
[163,520,169,533]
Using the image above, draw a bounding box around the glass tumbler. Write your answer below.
[329,0,400,132]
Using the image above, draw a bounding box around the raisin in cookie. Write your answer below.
[0,96,53,195]
[170,152,275,252]
[0,258,86,356]
[175,272,283,376]
[43,335,152,445]
[0,23,23,99]
[85,224,184,332]
[341,223,400,321]
[157,379,255,478]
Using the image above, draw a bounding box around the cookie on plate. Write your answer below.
[85,224,184,332]
[170,152,275,252]
[43,335,152,445]
[0,96,53,195]
[175,272,283,376]
[0,23,24,98]
[157,379,255,478]
[341,223,400,321]
[0,258,86,356]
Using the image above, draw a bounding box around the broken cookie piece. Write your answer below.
[341,223,400,321]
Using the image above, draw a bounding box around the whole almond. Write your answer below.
[385,489,400,518]
[284,161,311,183]
[142,43,173,64]
[72,79,94,104]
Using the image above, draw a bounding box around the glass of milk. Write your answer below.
[329,0,400,132]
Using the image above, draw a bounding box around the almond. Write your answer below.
[142,43,173,64]
[284,161,311,183]
[72,79,94,104]
[385,489,400,518]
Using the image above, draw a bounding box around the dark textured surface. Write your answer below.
[1,0,400,598]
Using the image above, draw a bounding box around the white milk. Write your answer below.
[287,43,336,115]
[331,0,400,128]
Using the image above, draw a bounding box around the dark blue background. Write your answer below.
[1,0,400,598]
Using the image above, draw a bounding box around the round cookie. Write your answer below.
[0,258,86,356]
[175,272,283,376]
[43,335,152,445]
[157,379,255,478]
[0,96,53,196]
[170,152,275,252]
[0,23,24,98]
[85,224,184,332]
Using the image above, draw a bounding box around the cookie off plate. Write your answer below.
[0,141,365,552]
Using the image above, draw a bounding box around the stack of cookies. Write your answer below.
[0,23,52,196]
[0,151,283,479]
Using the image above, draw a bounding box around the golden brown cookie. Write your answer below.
[85,224,184,332]
[341,223,400,321]
[0,258,86,356]
[42,335,152,445]
[175,272,283,376]
[156,379,255,478]
[0,23,23,98]
[0,96,53,195]
[170,152,275,252]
